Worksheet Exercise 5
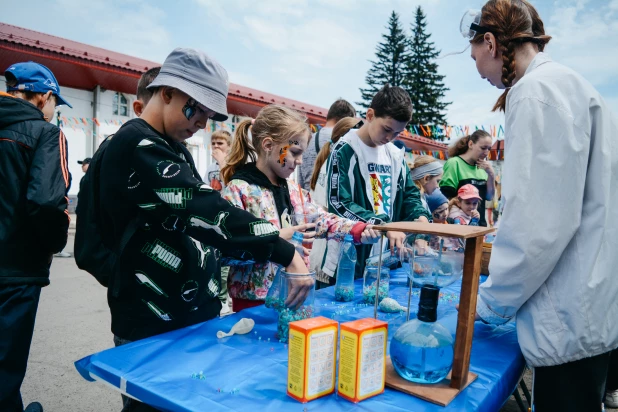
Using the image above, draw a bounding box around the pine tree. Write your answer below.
[357,11,410,110]
[405,6,451,127]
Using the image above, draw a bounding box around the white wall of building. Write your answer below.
[1,75,216,196]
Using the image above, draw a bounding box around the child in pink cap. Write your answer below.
[448,184,482,225]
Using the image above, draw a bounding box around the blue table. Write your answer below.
[75,270,525,411]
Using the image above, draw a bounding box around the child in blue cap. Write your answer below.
[426,189,449,224]
[1,61,72,412]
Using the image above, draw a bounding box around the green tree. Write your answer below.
[405,5,451,126]
[357,11,410,111]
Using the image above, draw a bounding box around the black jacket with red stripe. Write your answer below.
[0,93,71,286]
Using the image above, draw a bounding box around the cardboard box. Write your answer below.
[287,316,338,403]
[338,318,388,403]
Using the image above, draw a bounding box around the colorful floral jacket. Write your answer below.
[222,171,367,301]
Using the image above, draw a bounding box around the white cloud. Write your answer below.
[193,0,368,97]
[446,88,505,126]
[242,17,290,52]
[226,70,268,91]
[546,0,618,87]
[8,0,615,128]
[54,0,172,62]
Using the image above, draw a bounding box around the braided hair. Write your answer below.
[472,0,551,112]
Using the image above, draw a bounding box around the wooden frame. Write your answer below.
[373,222,495,403]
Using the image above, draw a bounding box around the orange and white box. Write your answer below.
[337,318,388,403]
[287,316,338,403]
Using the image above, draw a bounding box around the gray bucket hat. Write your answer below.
[147,48,229,122]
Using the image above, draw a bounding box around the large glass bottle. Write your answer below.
[334,234,356,302]
[389,285,454,384]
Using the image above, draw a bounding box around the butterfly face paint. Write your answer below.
[277,145,290,168]
[182,98,198,120]
[277,140,300,168]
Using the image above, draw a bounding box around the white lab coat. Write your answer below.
[476,52,618,367]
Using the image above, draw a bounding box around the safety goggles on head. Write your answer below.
[459,9,491,40]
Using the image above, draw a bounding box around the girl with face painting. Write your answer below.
[459,1,618,411]
[220,105,379,312]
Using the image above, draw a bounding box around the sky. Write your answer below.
[3,0,618,127]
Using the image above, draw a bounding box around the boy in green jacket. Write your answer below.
[327,84,430,277]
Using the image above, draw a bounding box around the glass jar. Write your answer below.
[293,212,319,225]
[362,265,389,304]
[334,234,356,302]
[265,264,283,310]
[390,285,454,384]
[406,234,465,288]
[276,269,316,342]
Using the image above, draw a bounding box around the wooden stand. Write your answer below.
[373,222,494,404]
[385,358,477,407]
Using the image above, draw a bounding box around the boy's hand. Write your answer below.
[279,223,316,241]
[414,239,429,256]
[360,225,381,244]
[471,210,481,220]
[212,147,227,166]
[386,231,406,253]
[284,252,313,310]
[416,216,429,223]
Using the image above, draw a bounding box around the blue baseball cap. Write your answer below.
[5,62,72,108]
[426,189,449,213]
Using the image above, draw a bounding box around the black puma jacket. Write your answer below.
[99,118,295,340]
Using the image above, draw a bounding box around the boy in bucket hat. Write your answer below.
[93,48,307,409]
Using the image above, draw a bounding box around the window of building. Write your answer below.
[113,92,129,117]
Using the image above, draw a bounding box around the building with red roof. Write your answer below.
[0,22,447,195]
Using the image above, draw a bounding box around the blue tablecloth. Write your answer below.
[75,270,525,411]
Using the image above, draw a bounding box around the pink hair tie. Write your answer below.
[251,119,255,125]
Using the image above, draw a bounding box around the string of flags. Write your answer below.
[57,117,241,136]
[58,116,127,128]
[57,116,505,161]
[58,116,505,141]
[408,150,447,160]
[404,148,504,161]
[408,124,505,140]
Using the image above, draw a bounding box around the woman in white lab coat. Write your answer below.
[461,1,618,411]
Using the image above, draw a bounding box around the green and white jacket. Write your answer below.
[326,131,430,277]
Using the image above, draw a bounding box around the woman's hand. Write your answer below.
[279,223,316,241]
[456,304,481,321]
[360,225,381,244]
[476,159,494,176]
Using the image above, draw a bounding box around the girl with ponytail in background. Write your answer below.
[308,117,360,286]
[440,129,494,226]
